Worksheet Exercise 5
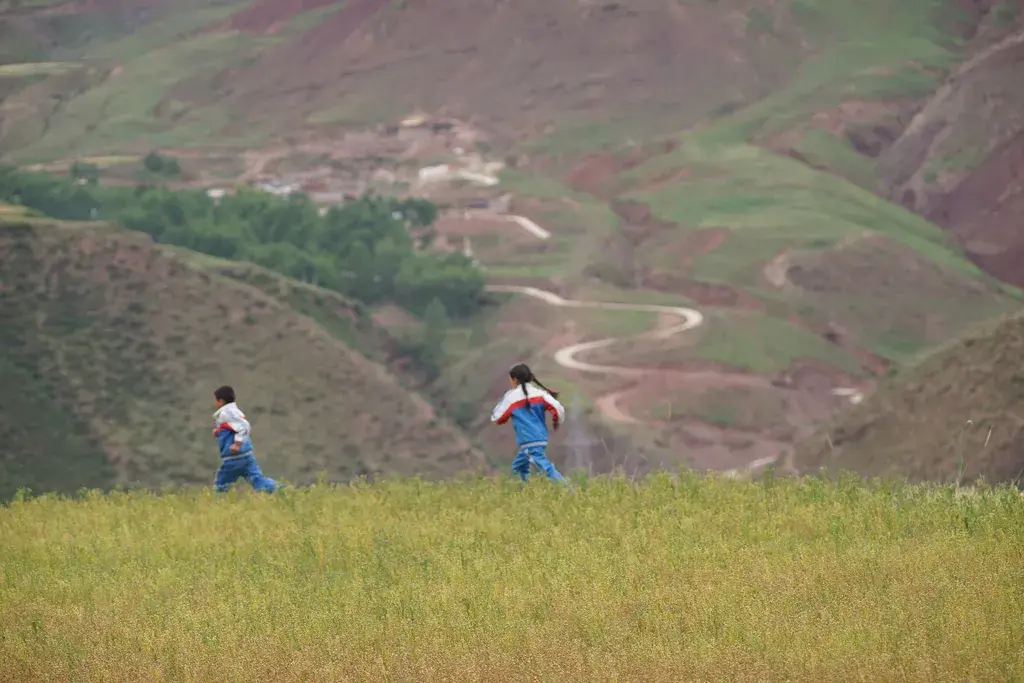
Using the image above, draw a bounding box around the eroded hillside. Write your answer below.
[793,310,1024,484]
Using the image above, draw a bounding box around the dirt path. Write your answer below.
[486,285,704,376]
[594,390,640,424]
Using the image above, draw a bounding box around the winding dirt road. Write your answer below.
[485,284,703,375]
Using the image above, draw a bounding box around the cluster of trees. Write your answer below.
[0,165,486,321]
[142,150,181,177]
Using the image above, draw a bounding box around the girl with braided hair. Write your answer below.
[490,363,567,482]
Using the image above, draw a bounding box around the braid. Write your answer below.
[530,373,559,399]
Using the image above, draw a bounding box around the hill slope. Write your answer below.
[0,0,1022,483]
[878,25,1024,287]
[0,216,479,499]
[793,312,1024,484]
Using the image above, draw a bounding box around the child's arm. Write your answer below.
[490,391,515,425]
[543,391,566,430]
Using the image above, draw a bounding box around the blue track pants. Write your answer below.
[512,444,565,483]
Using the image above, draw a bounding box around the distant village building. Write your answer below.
[255,180,299,197]
[418,165,451,184]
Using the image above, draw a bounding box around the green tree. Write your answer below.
[69,162,100,185]
[418,298,449,377]
[143,151,165,174]
[0,168,484,321]
[142,151,181,178]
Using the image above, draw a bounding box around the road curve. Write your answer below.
[486,285,704,376]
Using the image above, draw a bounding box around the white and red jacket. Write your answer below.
[213,402,254,458]
[490,383,566,448]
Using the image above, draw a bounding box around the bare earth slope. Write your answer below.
[0,217,478,498]
[0,0,810,158]
[225,0,792,141]
[879,25,1024,288]
[793,311,1024,485]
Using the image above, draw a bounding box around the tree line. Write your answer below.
[0,165,486,320]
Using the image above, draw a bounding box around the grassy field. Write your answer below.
[650,385,791,432]
[2,476,1023,681]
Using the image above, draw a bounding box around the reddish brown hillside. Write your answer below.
[878,25,1024,289]
[930,131,1024,288]
[215,0,342,34]
[223,0,795,140]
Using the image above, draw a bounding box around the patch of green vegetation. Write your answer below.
[779,235,1020,365]
[574,308,659,338]
[0,201,36,218]
[1002,282,1024,301]
[0,340,115,502]
[73,154,140,168]
[524,121,653,154]
[921,147,992,181]
[71,2,249,62]
[703,0,957,145]
[285,2,348,33]
[692,311,863,374]
[653,386,789,432]
[498,169,622,279]
[184,255,381,358]
[0,25,45,65]
[628,142,988,288]
[791,127,879,191]
[481,246,572,279]
[0,0,67,9]
[572,284,697,308]
[307,94,401,128]
[0,61,82,76]
[10,30,267,160]
[993,0,1020,26]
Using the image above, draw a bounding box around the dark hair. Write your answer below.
[214,385,236,404]
[508,363,558,401]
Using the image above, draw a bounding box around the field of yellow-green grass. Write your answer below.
[2,474,1023,682]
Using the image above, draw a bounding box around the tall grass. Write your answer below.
[2,474,1023,681]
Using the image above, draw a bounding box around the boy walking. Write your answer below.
[212,385,280,493]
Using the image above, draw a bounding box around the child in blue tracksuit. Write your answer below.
[211,385,279,493]
[490,363,567,482]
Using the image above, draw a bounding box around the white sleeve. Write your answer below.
[223,406,251,442]
[491,391,515,424]
[543,391,566,425]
